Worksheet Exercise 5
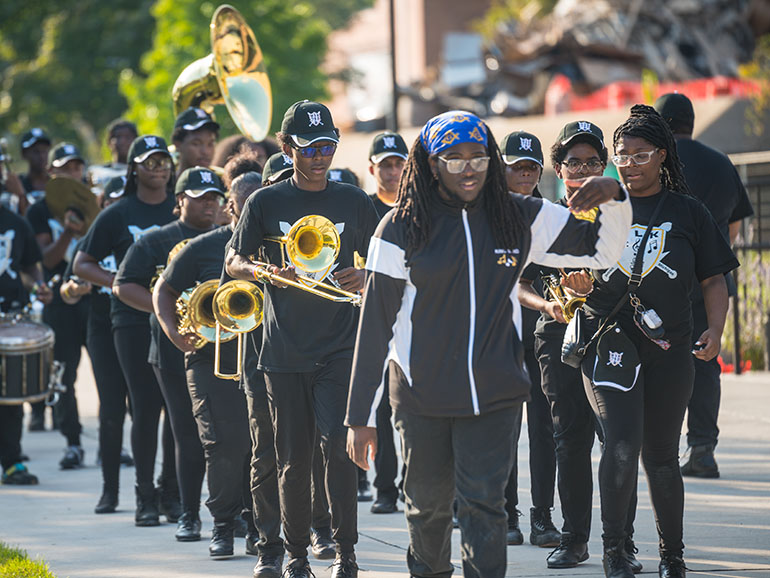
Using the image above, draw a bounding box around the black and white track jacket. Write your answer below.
[345,191,632,425]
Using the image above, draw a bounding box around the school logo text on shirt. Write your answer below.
[494,247,519,268]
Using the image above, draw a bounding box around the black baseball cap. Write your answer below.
[281,100,339,147]
[654,93,695,125]
[175,166,225,198]
[327,168,359,187]
[48,143,85,168]
[105,175,127,199]
[369,132,408,164]
[557,121,605,150]
[174,107,220,132]
[500,131,544,167]
[592,325,641,392]
[128,135,171,164]
[21,128,51,151]
[262,152,294,185]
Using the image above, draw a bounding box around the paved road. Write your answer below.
[1,353,768,577]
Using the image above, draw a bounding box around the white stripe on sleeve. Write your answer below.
[366,237,408,281]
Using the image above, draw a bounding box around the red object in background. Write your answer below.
[544,75,762,114]
[717,355,752,373]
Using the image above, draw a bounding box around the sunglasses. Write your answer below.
[140,155,172,171]
[292,144,337,159]
[437,156,490,174]
[611,149,659,167]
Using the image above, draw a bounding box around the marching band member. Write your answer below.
[172,107,219,176]
[346,111,631,578]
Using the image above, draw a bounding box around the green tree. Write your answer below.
[741,34,770,136]
[120,0,331,141]
[0,1,154,163]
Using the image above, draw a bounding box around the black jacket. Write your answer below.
[345,190,632,425]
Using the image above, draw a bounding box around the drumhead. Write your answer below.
[0,320,55,352]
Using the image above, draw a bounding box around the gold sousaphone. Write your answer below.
[172,4,272,142]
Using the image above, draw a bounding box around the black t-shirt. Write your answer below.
[229,178,380,372]
[79,193,176,328]
[368,193,394,220]
[0,207,42,311]
[163,225,240,374]
[116,220,210,373]
[63,239,111,321]
[585,190,739,346]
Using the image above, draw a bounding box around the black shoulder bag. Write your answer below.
[561,190,668,368]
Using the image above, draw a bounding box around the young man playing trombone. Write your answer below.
[225,101,380,578]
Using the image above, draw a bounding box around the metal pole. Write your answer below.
[389,0,398,132]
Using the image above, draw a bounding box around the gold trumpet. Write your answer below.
[175,280,236,349]
[542,272,586,322]
[255,215,361,306]
[212,280,264,380]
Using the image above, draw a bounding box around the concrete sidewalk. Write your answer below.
[1,353,768,577]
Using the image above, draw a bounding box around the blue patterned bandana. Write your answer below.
[420,110,488,156]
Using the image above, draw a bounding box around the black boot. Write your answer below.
[175,510,202,542]
[506,509,523,545]
[135,485,160,527]
[331,553,358,578]
[680,444,719,478]
[530,507,560,548]
[625,536,643,574]
[659,554,686,578]
[603,540,634,578]
[546,534,589,568]
[95,487,118,514]
[158,482,183,523]
[209,520,235,558]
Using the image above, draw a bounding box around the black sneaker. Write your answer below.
[603,541,634,578]
[624,536,643,574]
[507,509,523,545]
[310,527,335,560]
[547,535,589,568]
[60,445,84,470]
[530,507,560,548]
[330,553,358,578]
[283,556,314,578]
[95,489,118,514]
[209,521,235,558]
[175,511,202,542]
[253,553,283,577]
[135,485,160,527]
[680,445,719,478]
[659,554,686,578]
[1,463,38,485]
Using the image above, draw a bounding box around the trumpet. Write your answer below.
[212,280,264,380]
[255,215,361,306]
[541,272,586,323]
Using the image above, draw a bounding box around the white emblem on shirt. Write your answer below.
[128,224,160,242]
[307,111,323,127]
[383,136,396,149]
[0,229,17,279]
[98,254,117,294]
[47,218,78,262]
[607,351,623,367]
[519,138,532,151]
[602,222,678,282]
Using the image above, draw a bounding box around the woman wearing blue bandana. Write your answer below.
[345,110,633,577]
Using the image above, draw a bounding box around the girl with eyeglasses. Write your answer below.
[580,105,738,578]
[74,135,179,526]
[346,111,633,578]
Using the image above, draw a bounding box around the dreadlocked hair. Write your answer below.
[395,128,528,252]
[613,104,690,195]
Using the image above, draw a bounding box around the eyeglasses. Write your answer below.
[140,156,172,171]
[292,144,337,159]
[562,159,604,173]
[437,156,490,174]
[611,149,659,167]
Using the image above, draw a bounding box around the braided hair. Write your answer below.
[613,104,690,195]
[395,127,527,252]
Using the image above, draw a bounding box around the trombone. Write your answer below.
[176,280,235,349]
[212,280,264,380]
[254,215,361,306]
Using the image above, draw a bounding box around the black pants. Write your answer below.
[113,325,176,491]
[582,335,693,556]
[0,405,24,471]
[687,300,722,448]
[186,360,250,521]
[395,406,519,578]
[373,369,403,501]
[505,347,556,518]
[87,313,128,493]
[264,358,357,558]
[154,366,204,513]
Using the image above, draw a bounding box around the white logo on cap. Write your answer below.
[200,171,214,184]
[519,137,532,151]
[577,122,592,132]
[63,144,76,154]
[607,351,624,367]
[328,170,342,181]
[32,128,43,137]
[281,154,294,166]
[383,136,396,149]
[144,136,158,148]
[194,108,207,119]
[307,111,323,127]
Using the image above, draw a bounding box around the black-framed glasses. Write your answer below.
[292,144,337,159]
[611,149,659,167]
[562,159,604,173]
[437,156,490,174]
[140,156,172,171]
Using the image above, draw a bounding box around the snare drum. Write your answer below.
[0,319,56,405]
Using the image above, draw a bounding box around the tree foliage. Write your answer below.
[741,33,770,136]
[120,0,332,141]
